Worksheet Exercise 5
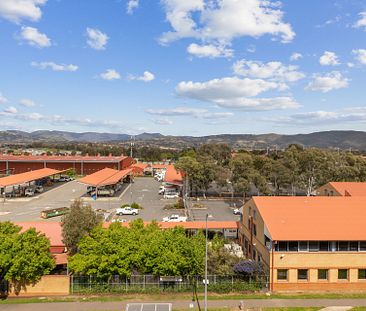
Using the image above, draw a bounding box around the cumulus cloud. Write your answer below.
[100,69,121,80]
[290,52,302,61]
[0,93,9,104]
[187,43,233,58]
[213,97,300,110]
[0,0,47,23]
[146,107,233,119]
[20,26,51,48]
[232,59,305,82]
[160,0,295,46]
[129,71,155,82]
[353,49,366,65]
[19,98,36,107]
[319,51,340,66]
[305,71,349,93]
[127,0,139,14]
[151,118,173,125]
[354,12,366,30]
[31,61,78,72]
[86,27,109,50]
[3,106,18,114]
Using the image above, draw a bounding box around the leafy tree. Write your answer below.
[0,222,55,294]
[61,199,103,255]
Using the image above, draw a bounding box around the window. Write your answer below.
[338,269,348,280]
[299,241,308,251]
[338,242,349,251]
[278,241,288,252]
[319,241,329,251]
[297,269,308,281]
[350,241,358,251]
[318,269,328,280]
[288,241,298,252]
[360,241,366,251]
[309,241,319,252]
[277,269,288,280]
[253,210,257,220]
[358,269,366,280]
[253,224,257,236]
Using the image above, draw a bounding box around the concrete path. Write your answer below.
[320,307,353,311]
[1,299,366,311]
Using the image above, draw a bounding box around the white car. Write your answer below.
[116,207,139,216]
[162,214,188,222]
[164,192,179,199]
[233,208,241,215]
[25,188,35,197]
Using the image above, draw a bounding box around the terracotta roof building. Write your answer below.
[316,182,366,196]
[240,196,366,292]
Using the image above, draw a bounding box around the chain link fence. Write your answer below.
[70,274,268,294]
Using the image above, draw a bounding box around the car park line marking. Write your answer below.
[0,212,11,216]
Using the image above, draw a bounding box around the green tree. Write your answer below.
[61,199,103,255]
[0,222,55,294]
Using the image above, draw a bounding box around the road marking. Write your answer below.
[0,212,11,216]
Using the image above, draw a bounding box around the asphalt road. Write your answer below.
[1,299,366,311]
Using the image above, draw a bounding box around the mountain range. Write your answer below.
[1,130,366,150]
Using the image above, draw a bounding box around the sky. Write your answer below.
[1,0,366,136]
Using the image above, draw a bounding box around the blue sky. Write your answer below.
[1,0,366,136]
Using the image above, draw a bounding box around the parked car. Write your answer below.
[164,192,179,199]
[158,187,165,195]
[25,188,35,197]
[59,176,74,182]
[91,188,115,197]
[162,214,187,222]
[35,185,44,193]
[116,206,139,216]
[233,208,241,215]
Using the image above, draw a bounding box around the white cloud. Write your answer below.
[160,0,295,46]
[3,106,18,114]
[86,27,109,50]
[0,93,9,104]
[19,98,36,107]
[319,51,340,66]
[247,44,256,53]
[146,107,207,117]
[187,43,233,58]
[354,12,366,30]
[352,49,366,65]
[290,52,302,61]
[232,59,305,82]
[20,26,51,48]
[0,0,46,23]
[305,71,349,93]
[31,61,78,72]
[177,76,285,102]
[213,97,300,111]
[100,69,121,80]
[129,71,155,82]
[127,0,139,14]
[152,118,173,125]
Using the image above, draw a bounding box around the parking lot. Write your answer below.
[0,177,241,223]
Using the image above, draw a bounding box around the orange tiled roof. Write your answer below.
[0,168,64,187]
[132,163,150,170]
[0,154,127,162]
[78,167,132,187]
[251,196,366,241]
[164,165,183,185]
[16,222,64,246]
[103,221,238,230]
[328,182,366,196]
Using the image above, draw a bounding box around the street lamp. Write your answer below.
[204,213,212,311]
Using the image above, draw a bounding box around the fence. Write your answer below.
[70,274,268,294]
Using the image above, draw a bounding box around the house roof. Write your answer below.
[0,154,127,163]
[0,168,64,187]
[103,221,238,230]
[164,165,183,185]
[16,222,64,246]
[132,163,149,170]
[328,182,366,196]
[251,196,366,241]
[78,167,133,187]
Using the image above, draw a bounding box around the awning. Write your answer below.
[0,168,64,187]
[78,167,133,187]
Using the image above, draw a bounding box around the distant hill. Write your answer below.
[0,130,366,150]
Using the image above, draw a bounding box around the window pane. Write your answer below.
[289,241,298,252]
[299,241,308,251]
[319,241,329,251]
[318,269,328,280]
[338,269,348,280]
[309,241,319,252]
[350,241,358,251]
[298,269,308,280]
[360,241,366,251]
[278,241,288,252]
[277,269,288,280]
[338,241,349,251]
[358,269,366,280]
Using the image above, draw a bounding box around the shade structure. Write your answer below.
[0,168,64,188]
[78,167,133,187]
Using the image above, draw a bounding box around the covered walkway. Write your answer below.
[78,167,133,187]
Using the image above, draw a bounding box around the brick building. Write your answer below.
[0,154,133,175]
